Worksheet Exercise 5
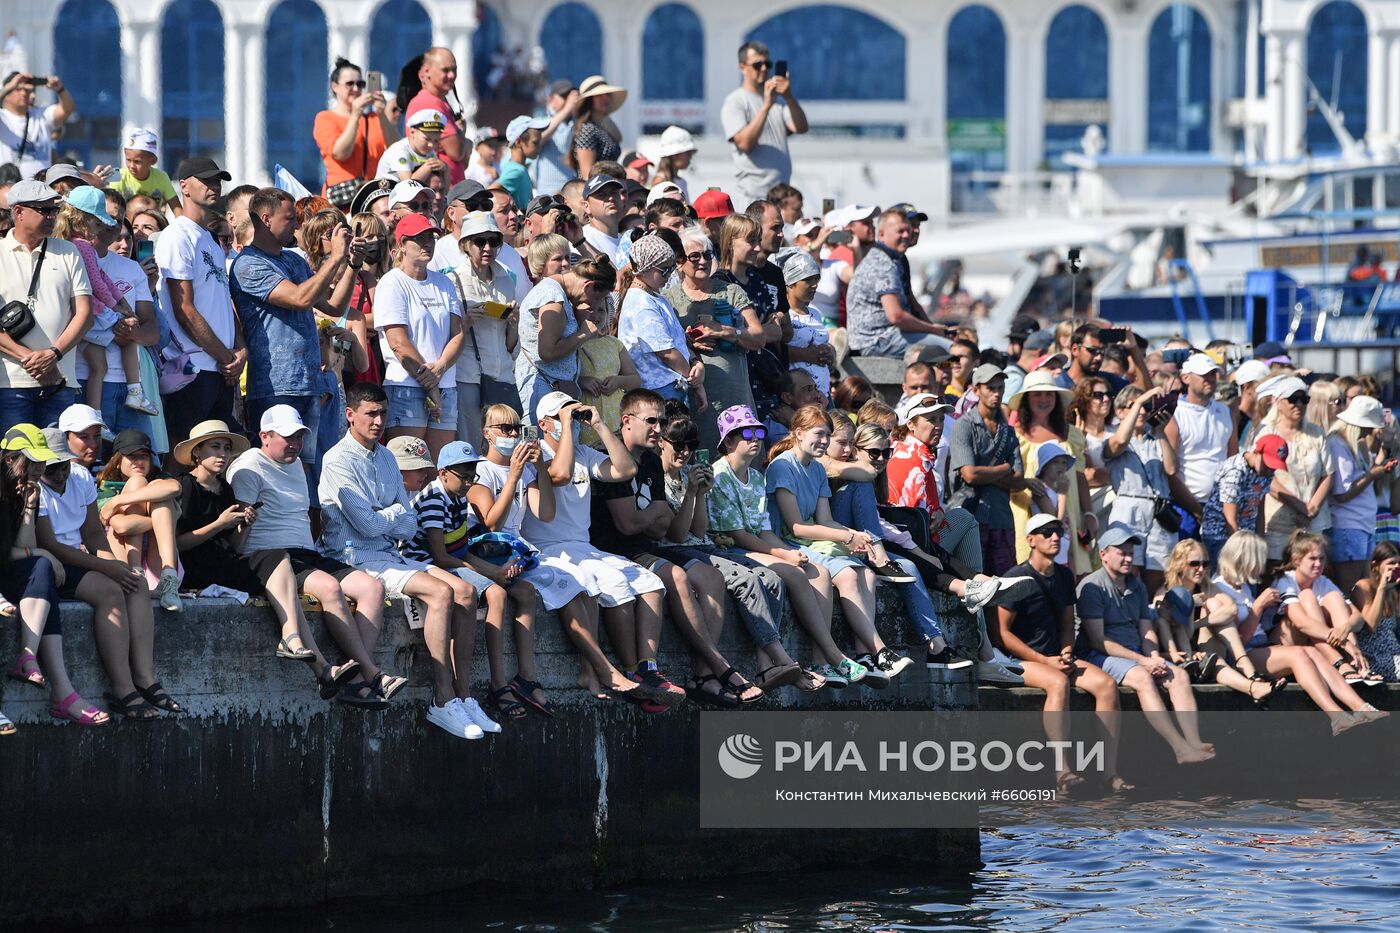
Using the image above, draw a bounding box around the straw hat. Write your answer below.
[1006,370,1074,409]
[173,420,250,465]
[578,75,628,108]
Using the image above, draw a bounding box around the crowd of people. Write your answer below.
[0,48,1395,776]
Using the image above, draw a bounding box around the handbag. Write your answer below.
[157,329,198,394]
[0,237,47,340]
[326,114,370,208]
[1153,497,1183,534]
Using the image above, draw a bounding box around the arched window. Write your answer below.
[1307,1,1368,154]
[265,0,328,188]
[746,5,906,101]
[473,3,504,98]
[1147,4,1212,152]
[642,4,703,100]
[369,0,433,89]
[539,3,603,87]
[162,0,225,166]
[946,5,1006,173]
[1043,4,1108,166]
[53,0,122,168]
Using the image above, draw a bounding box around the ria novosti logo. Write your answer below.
[718,733,764,779]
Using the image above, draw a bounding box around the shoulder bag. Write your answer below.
[0,237,48,340]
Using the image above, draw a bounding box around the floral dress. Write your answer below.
[1358,613,1400,682]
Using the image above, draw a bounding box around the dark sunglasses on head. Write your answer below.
[487,423,521,435]
[860,447,892,461]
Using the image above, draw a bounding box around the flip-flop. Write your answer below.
[0,709,14,735]
[753,663,803,693]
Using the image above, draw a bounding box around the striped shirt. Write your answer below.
[402,479,479,563]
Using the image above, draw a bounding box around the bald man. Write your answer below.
[410,47,466,183]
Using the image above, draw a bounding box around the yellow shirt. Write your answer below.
[112,167,179,204]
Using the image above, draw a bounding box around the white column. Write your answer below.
[329,24,368,76]
[1368,30,1389,147]
[706,20,745,137]
[243,24,267,184]
[1109,24,1146,154]
[223,22,245,177]
[1005,23,1044,174]
[121,19,162,136]
[605,17,642,142]
[1280,31,1305,159]
[909,15,944,144]
[1211,28,1231,157]
[1263,31,1284,161]
[447,27,478,126]
[1243,0,1260,159]
[1389,35,1400,140]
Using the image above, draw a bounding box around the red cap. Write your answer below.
[1253,433,1289,471]
[627,155,653,170]
[693,189,735,220]
[394,212,443,243]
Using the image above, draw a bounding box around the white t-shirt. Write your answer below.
[522,443,607,548]
[156,216,236,373]
[76,250,154,383]
[375,138,432,179]
[808,251,850,322]
[1173,398,1234,503]
[0,105,58,179]
[582,225,625,266]
[472,458,535,537]
[227,448,316,552]
[372,268,462,387]
[38,467,97,548]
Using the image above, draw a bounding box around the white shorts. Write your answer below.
[358,557,433,600]
[536,542,665,608]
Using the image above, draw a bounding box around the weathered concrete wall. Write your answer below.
[0,585,982,927]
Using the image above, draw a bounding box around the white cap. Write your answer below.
[259,404,309,436]
[841,204,878,224]
[389,179,428,208]
[536,390,579,421]
[646,181,685,206]
[1230,359,1271,385]
[1257,375,1307,401]
[123,127,159,155]
[1026,513,1065,535]
[1182,352,1222,377]
[792,217,822,238]
[406,109,447,131]
[822,207,846,229]
[902,392,951,423]
[58,403,105,434]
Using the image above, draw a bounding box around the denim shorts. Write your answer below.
[385,384,458,430]
[1328,526,1375,563]
[797,544,866,578]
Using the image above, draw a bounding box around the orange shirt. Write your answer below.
[314,110,391,188]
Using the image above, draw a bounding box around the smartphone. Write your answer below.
[694,450,711,466]
[354,222,363,237]
[1161,347,1193,367]
[1390,566,1400,582]
[135,240,155,263]
[522,425,539,444]
[822,197,835,216]
[250,501,265,511]
[775,61,788,78]
[1100,327,1128,344]
[686,325,706,341]
[366,71,384,95]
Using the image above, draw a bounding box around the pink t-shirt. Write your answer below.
[406,89,463,184]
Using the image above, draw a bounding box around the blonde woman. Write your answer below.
[1260,376,1333,567]
[1326,395,1392,593]
[1305,379,1342,433]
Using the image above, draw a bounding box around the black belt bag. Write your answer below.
[0,237,48,341]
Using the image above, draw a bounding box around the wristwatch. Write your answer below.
[49,346,64,360]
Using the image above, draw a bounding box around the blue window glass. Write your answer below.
[162,0,224,166]
[1307,1,1368,154]
[369,0,433,87]
[746,5,905,101]
[53,0,122,169]
[643,4,704,100]
[1148,4,1212,152]
[946,4,1007,174]
[472,4,503,98]
[1044,4,1109,167]
[539,3,603,87]
[265,0,328,188]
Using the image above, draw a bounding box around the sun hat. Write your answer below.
[123,127,159,155]
[656,126,697,158]
[437,440,485,470]
[1,424,60,463]
[717,404,762,441]
[578,75,628,108]
[1337,395,1385,430]
[778,248,820,285]
[1252,433,1290,471]
[58,403,105,434]
[1035,440,1074,474]
[173,419,250,465]
[904,393,952,422]
[457,211,501,241]
[1007,370,1074,408]
[393,212,442,243]
[112,428,154,458]
[64,185,115,226]
[693,189,734,220]
[506,114,549,145]
[972,363,1007,386]
[259,404,309,436]
[388,436,434,471]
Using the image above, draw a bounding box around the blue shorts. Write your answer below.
[385,384,458,430]
[1328,527,1374,563]
[797,544,866,578]
[1082,650,1138,684]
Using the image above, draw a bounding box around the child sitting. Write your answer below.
[1029,441,1076,566]
[111,128,179,207]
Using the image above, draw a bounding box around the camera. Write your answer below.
[1067,247,1083,275]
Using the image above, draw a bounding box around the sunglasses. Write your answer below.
[684,250,715,264]
[23,204,60,217]
[1031,526,1063,537]
[331,337,352,354]
[1186,560,1209,568]
[747,60,772,70]
[1091,391,1112,401]
[665,439,698,453]
[343,79,367,88]
[628,415,668,427]
[950,354,972,363]
[860,447,892,461]
[487,423,521,435]
[467,235,503,249]
[738,427,766,441]
[44,461,71,475]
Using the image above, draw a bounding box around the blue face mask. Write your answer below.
[550,421,581,443]
[494,437,520,456]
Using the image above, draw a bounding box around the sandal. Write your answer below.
[1248,675,1286,708]
[1056,772,1086,796]
[1362,669,1385,687]
[488,685,528,720]
[753,663,803,693]
[337,681,389,710]
[797,667,827,691]
[616,685,671,713]
[104,690,160,721]
[1333,659,1365,686]
[0,709,13,735]
[8,649,47,689]
[275,634,316,662]
[135,681,183,714]
[1107,775,1136,794]
[317,660,361,699]
[49,691,110,726]
[718,667,764,705]
[685,675,738,710]
[508,674,554,718]
[371,671,408,701]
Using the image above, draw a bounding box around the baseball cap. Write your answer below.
[457,211,501,240]
[473,126,505,144]
[437,440,484,470]
[1252,433,1290,471]
[112,428,154,457]
[40,427,77,462]
[259,404,309,436]
[779,249,820,286]
[716,404,763,441]
[176,157,231,182]
[5,179,59,206]
[1023,329,1055,351]
[394,212,443,243]
[506,114,549,145]
[792,217,822,239]
[1026,513,1065,536]
[1098,524,1143,550]
[1010,315,1040,340]
[1182,352,1222,377]
[693,189,735,220]
[645,182,685,206]
[525,193,567,217]
[842,204,879,224]
[1,424,60,463]
[40,163,83,184]
[58,403,105,434]
[446,179,487,206]
[904,393,951,422]
[1230,359,1270,385]
[387,436,434,471]
[389,179,429,208]
[972,363,1006,386]
[64,186,115,226]
[1260,375,1308,401]
[407,109,447,132]
[536,390,580,421]
[1031,352,1069,372]
[123,127,159,154]
[548,78,574,99]
[889,201,928,223]
[623,151,653,171]
[1254,340,1291,364]
[1337,395,1385,430]
[584,174,624,199]
[910,343,951,365]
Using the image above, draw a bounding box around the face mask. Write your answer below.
[494,437,520,456]
[550,422,581,443]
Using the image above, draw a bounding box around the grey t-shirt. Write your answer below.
[720,87,793,200]
[946,407,1022,529]
[227,448,316,552]
[1074,566,1150,655]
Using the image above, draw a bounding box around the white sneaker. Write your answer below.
[154,569,183,612]
[976,660,1024,686]
[459,697,501,734]
[124,384,159,415]
[962,576,1036,613]
[427,702,480,739]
